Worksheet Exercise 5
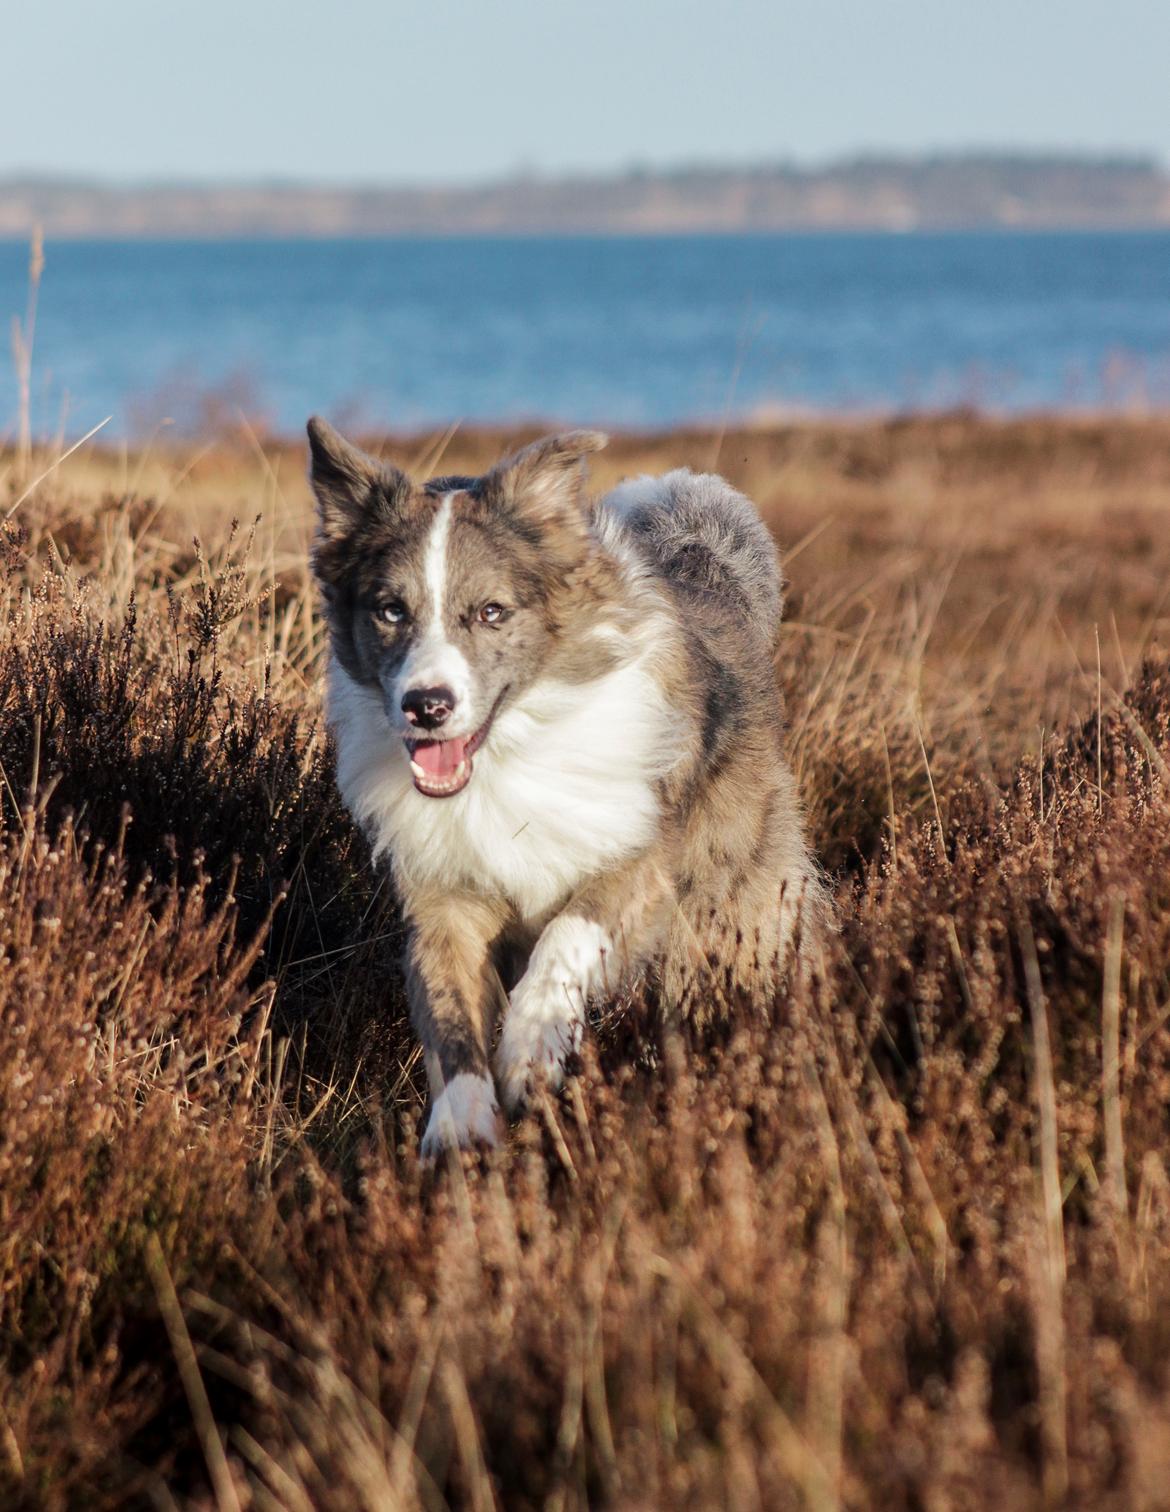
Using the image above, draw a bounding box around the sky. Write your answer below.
[3,0,1168,183]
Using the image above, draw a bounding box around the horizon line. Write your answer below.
[1,145,1166,193]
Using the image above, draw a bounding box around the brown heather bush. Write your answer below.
[3,415,1170,1509]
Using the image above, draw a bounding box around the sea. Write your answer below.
[2,231,1170,440]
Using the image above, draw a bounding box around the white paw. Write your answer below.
[495,1002,583,1115]
[419,1073,502,1160]
[494,915,613,1114]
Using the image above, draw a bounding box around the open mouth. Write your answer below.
[405,689,507,799]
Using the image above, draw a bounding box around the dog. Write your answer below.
[308,418,828,1156]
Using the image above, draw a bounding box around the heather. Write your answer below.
[2,415,1170,1508]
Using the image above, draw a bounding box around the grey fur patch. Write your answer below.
[601,469,786,647]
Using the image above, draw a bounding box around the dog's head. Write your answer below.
[308,417,608,798]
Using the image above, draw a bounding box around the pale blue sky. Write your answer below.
[4,0,1167,182]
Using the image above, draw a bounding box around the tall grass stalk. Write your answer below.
[9,224,43,482]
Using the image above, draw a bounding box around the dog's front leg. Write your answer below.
[495,858,671,1114]
[406,888,509,1159]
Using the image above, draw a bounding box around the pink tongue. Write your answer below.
[410,737,467,777]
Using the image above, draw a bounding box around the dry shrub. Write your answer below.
[0,808,272,1503]
[3,417,1170,1509]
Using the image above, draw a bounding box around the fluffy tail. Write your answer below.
[601,469,785,646]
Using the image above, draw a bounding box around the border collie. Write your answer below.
[308,419,828,1156]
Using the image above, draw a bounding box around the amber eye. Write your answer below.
[375,601,408,626]
[478,602,507,625]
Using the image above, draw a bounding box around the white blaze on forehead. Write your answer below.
[424,493,455,626]
[393,492,473,720]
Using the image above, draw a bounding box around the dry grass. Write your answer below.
[3,414,1170,1509]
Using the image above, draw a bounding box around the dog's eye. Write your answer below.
[477,602,508,625]
[374,601,408,626]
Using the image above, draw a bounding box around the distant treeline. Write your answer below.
[2,153,1168,238]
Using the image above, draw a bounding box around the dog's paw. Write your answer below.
[419,1073,502,1161]
[495,1010,582,1116]
[495,914,609,1114]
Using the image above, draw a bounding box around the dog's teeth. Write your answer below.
[410,757,471,795]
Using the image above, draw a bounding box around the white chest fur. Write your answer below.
[327,655,680,923]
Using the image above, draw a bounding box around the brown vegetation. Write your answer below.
[3,414,1170,1508]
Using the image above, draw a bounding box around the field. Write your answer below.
[4,413,1170,1509]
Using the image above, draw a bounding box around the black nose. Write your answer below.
[402,685,455,730]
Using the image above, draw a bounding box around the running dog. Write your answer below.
[308,419,827,1156]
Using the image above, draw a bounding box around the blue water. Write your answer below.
[3,232,1170,439]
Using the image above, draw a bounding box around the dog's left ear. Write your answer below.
[489,430,608,536]
[307,415,409,540]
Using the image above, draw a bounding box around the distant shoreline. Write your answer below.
[3,152,1168,239]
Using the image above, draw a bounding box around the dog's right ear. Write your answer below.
[307,416,408,539]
